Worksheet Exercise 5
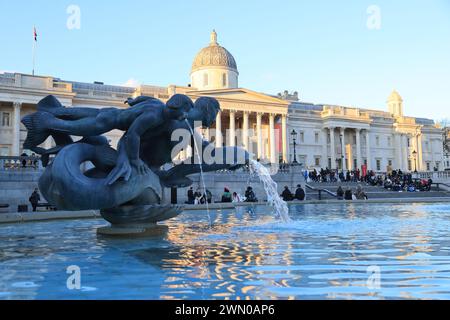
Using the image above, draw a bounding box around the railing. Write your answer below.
[416,171,450,180]
[305,184,337,200]
[0,156,43,171]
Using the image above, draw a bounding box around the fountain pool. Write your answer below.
[1,202,450,300]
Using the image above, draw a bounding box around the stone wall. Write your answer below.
[161,171,306,204]
[0,170,44,212]
[0,169,306,212]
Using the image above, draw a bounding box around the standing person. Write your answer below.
[294,184,305,201]
[186,187,195,204]
[29,188,40,212]
[281,186,294,201]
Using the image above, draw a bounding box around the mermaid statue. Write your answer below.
[22,94,248,234]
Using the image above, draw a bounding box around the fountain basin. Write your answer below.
[98,204,183,236]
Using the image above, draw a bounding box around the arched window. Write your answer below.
[222,73,227,87]
[203,73,208,86]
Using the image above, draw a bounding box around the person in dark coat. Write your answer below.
[244,186,258,202]
[294,184,305,201]
[281,186,293,201]
[29,188,41,212]
[336,186,344,200]
[186,187,195,204]
[344,188,353,200]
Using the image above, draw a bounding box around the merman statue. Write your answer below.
[22,94,249,235]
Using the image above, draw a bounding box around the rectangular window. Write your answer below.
[315,157,320,166]
[387,137,391,147]
[0,146,9,156]
[354,158,357,169]
[376,159,381,171]
[436,162,440,171]
[376,136,380,146]
[222,73,227,87]
[388,160,393,167]
[407,138,410,147]
[1,112,10,127]
[353,135,357,145]
[426,162,431,171]
[408,160,412,171]
[364,159,367,165]
[328,158,332,169]
[300,132,304,143]
[315,132,319,144]
[327,134,331,144]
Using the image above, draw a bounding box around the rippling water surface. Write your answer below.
[1,203,450,299]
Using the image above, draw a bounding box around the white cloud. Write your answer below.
[122,78,140,87]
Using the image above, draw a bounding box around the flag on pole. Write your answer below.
[33,27,38,42]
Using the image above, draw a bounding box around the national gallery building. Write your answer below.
[0,31,445,172]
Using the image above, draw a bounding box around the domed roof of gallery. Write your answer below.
[191,30,238,73]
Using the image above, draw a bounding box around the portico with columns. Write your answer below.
[186,89,289,163]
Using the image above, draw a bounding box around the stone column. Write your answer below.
[365,130,371,170]
[340,127,346,171]
[256,112,263,159]
[13,102,22,156]
[355,128,362,171]
[269,114,276,163]
[329,127,336,169]
[395,133,402,170]
[322,128,328,168]
[281,114,287,163]
[417,133,423,171]
[215,110,222,148]
[229,110,236,147]
[402,134,408,171]
[242,111,249,150]
[204,128,210,141]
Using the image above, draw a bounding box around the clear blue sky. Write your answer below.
[0,0,449,119]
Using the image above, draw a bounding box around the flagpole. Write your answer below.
[32,26,36,76]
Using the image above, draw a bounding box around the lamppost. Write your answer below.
[412,150,418,173]
[291,129,298,164]
[339,134,344,170]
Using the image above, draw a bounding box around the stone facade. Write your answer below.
[0,31,444,172]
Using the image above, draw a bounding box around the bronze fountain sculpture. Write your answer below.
[22,94,248,235]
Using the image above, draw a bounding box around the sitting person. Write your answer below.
[232,192,242,203]
[355,184,368,200]
[221,188,232,203]
[244,186,258,202]
[281,186,294,201]
[336,186,344,200]
[344,188,353,200]
[294,184,305,201]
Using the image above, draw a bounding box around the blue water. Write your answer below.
[1,203,450,299]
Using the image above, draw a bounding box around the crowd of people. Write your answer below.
[184,167,436,205]
[185,186,259,204]
[304,167,434,192]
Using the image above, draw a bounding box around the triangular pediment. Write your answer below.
[187,88,289,106]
